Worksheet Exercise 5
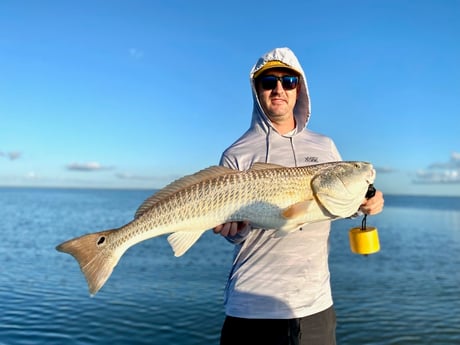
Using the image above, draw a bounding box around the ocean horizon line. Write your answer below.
[2,184,460,200]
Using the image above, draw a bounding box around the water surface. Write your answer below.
[1,189,459,344]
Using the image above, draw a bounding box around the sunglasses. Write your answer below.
[258,75,299,91]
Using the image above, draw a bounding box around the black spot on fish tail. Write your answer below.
[97,236,106,246]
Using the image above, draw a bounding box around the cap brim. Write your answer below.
[253,60,299,78]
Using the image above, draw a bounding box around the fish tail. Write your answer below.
[56,229,120,296]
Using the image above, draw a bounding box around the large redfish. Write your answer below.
[56,161,375,295]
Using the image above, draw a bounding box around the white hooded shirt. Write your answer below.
[219,47,342,319]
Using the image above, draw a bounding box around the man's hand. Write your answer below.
[213,221,249,237]
[359,190,384,215]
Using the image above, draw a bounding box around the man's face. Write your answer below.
[256,68,299,124]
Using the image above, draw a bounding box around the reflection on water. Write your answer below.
[1,189,459,344]
[330,200,460,344]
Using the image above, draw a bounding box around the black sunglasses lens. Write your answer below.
[259,76,298,90]
[260,76,278,90]
[282,76,298,90]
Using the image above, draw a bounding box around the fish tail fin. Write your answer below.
[56,229,120,296]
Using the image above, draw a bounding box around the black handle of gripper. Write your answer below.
[366,184,376,199]
[361,184,376,230]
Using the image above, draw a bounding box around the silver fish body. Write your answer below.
[56,161,375,295]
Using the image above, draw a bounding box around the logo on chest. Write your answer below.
[304,156,319,163]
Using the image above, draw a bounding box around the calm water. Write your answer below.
[1,188,459,345]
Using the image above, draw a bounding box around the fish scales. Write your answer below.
[134,169,300,237]
[56,161,375,295]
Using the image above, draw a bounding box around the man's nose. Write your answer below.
[272,80,284,93]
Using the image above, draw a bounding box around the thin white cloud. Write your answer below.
[129,48,144,59]
[375,166,395,174]
[115,172,153,180]
[428,151,460,169]
[452,152,460,161]
[25,171,38,179]
[414,170,460,184]
[8,151,21,160]
[115,172,182,188]
[66,162,113,172]
[413,152,460,184]
[0,150,21,160]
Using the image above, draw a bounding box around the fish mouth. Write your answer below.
[367,168,376,184]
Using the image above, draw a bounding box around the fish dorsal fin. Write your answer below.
[134,165,237,219]
[167,230,206,257]
[249,162,285,171]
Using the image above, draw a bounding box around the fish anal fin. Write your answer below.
[281,200,314,219]
[135,166,237,219]
[167,230,207,257]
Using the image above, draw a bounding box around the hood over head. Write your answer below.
[250,47,311,135]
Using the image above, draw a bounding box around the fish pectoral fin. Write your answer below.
[281,200,314,219]
[271,201,315,238]
[167,230,206,257]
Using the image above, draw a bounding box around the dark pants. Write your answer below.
[220,306,336,345]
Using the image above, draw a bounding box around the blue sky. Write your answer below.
[1,0,459,196]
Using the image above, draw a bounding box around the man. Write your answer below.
[213,47,384,345]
